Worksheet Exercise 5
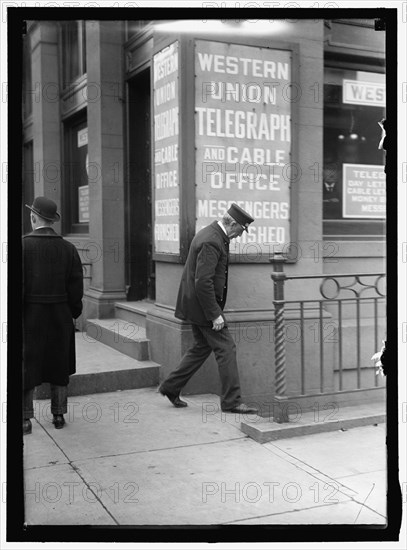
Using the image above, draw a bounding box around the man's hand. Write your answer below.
[212,315,224,331]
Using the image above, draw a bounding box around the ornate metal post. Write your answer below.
[270,252,288,423]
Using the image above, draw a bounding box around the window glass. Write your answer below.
[62,21,86,88]
[23,35,32,118]
[323,68,385,231]
[63,113,89,234]
[81,22,87,75]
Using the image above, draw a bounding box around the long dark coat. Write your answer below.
[23,227,83,389]
[175,221,230,326]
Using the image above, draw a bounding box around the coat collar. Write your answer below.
[210,220,230,244]
[23,227,61,238]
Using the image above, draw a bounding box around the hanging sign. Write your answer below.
[78,185,89,222]
[342,80,385,107]
[342,163,386,218]
[77,127,88,148]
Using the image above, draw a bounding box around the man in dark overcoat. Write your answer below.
[23,197,83,434]
[159,203,257,414]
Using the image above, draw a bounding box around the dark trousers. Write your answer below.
[23,385,68,419]
[161,324,241,411]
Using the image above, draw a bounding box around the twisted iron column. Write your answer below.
[274,305,287,396]
[270,253,288,423]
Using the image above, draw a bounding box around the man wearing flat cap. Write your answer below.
[22,197,83,434]
[159,203,257,414]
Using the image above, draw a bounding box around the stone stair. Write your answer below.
[86,318,150,361]
[86,300,156,361]
[114,300,150,327]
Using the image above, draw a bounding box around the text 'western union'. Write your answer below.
[196,108,290,142]
[154,81,176,107]
[154,49,178,83]
[197,53,289,80]
[202,82,278,104]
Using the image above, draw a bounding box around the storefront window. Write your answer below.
[61,21,87,89]
[323,67,385,238]
[63,112,89,234]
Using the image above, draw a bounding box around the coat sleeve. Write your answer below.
[194,242,223,322]
[67,246,84,319]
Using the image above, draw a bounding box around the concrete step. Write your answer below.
[34,332,160,399]
[86,318,150,361]
[240,402,386,443]
[114,300,155,328]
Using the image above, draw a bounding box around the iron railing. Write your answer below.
[270,253,386,414]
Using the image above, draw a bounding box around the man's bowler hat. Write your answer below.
[227,203,254,232]
[25,196,60,222]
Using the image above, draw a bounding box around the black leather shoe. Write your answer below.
[159,386,188,408]
[52,414,65,429]
[23,419,32,435]
[224,404,258,414]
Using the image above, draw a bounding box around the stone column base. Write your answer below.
[83,288,127,323]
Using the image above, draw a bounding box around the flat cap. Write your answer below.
[227,203,254,232]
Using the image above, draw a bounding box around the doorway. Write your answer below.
[126,68,155,301]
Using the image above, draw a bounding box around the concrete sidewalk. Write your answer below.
[23,387,387,526]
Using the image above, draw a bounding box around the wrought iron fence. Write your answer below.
[270,253,386,408]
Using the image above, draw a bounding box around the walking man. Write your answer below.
[23,197,83,434]
[159,203,257,414]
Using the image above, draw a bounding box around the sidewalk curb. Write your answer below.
[241,413,386,443]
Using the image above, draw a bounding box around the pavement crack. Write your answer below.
[353,483,376,523]
[28,420,121,525]
[262,442,359,497]
[24,462,70,471]
[337,468,385,479]
[262,443,387,519]
[36,420,72,463]
[68,436,249,463]
[65,464,121,526]
[224,500,349,524]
